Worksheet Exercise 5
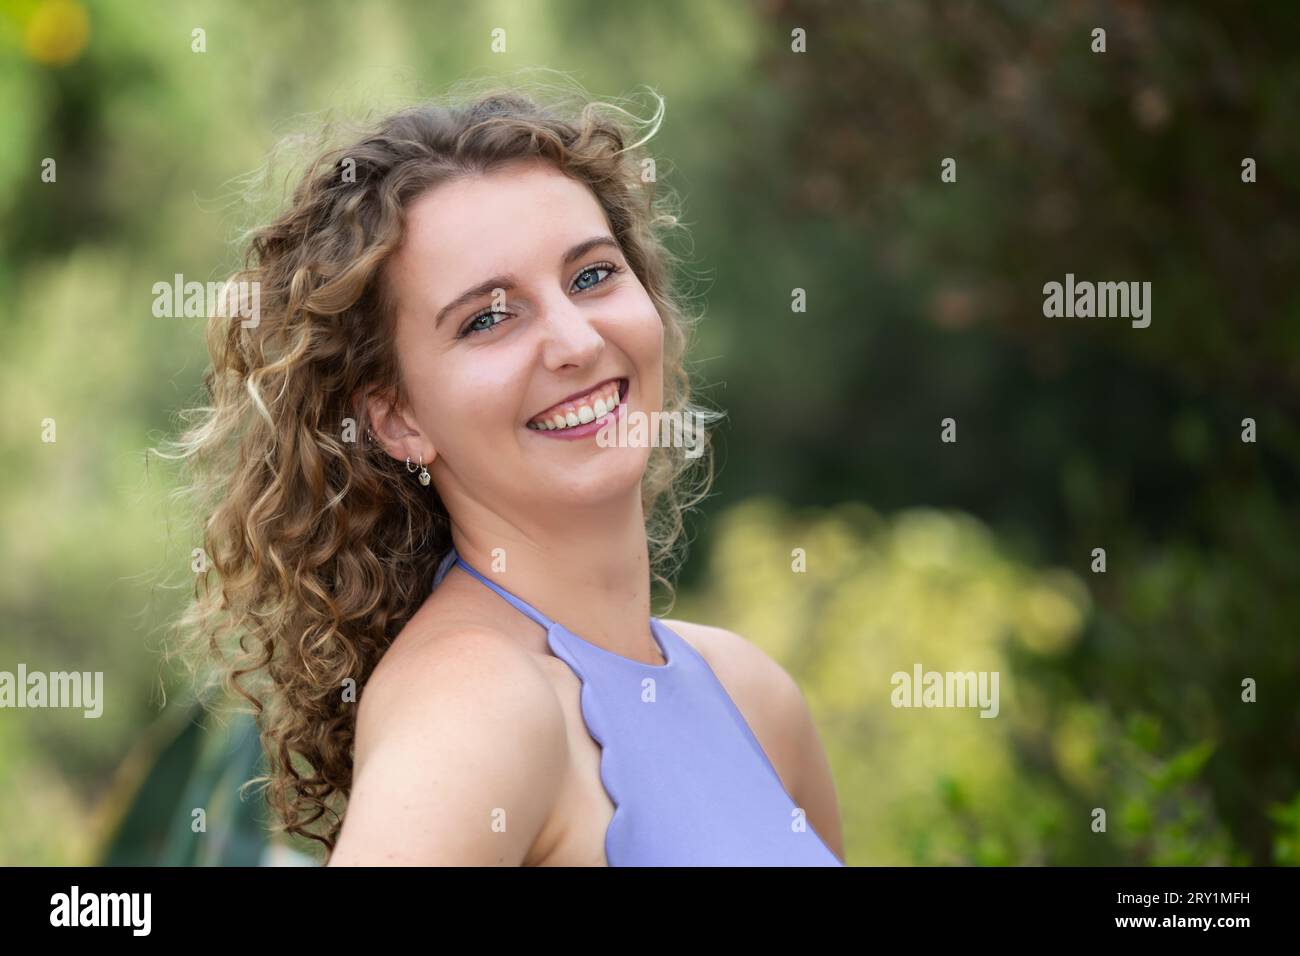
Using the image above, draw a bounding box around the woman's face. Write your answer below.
[373,159,664,518]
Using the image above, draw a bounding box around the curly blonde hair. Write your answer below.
[157,79,719,856]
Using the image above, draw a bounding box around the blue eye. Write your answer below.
[457,261,621,338]
[573,262,617,292]
[460,308,506,337]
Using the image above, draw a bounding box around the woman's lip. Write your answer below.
[526,389,626,441]
[527,377,626,424]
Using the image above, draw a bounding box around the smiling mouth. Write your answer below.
[526,377,628,431]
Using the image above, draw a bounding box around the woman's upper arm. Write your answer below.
[327,629,568,866]
[781,677,847,863]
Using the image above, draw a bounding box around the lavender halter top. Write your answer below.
[432,547,843,867]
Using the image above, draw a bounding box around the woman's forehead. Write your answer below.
[395,165,610,291]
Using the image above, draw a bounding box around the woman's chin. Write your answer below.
[522,454,648,501]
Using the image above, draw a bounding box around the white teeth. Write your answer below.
[529,381,624,431]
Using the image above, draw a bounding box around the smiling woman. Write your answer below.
[158,79,845,866]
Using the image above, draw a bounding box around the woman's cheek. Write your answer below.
[644,310,667,408]
[630,297,665,358]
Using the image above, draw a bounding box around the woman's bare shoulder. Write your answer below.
[659,618,804,705]
[358,615,563,752]
[658,620,810,781]
[328,614,568,866]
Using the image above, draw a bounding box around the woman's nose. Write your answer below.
[538,296,604,368]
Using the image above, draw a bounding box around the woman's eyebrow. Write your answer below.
[433,234,620,328]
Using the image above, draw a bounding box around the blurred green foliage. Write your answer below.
[0,0,1295,865]
[674,499,1251,865]
[101,698,270,866]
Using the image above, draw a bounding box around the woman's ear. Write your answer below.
[363,387,436,466]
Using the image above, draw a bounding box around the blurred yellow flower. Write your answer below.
[23,0,88,66]
[1015,576,1086,655]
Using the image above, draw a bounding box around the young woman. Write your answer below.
[170,83,845,866]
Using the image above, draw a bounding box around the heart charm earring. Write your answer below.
[406,454,431,486]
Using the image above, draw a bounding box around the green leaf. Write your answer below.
[99,697,272,866]
[1153,739,1217,792]
[100,700,208,866]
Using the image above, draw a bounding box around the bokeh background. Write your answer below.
[1,0,1297,866]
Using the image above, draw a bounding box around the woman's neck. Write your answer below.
[447,495,659,664]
